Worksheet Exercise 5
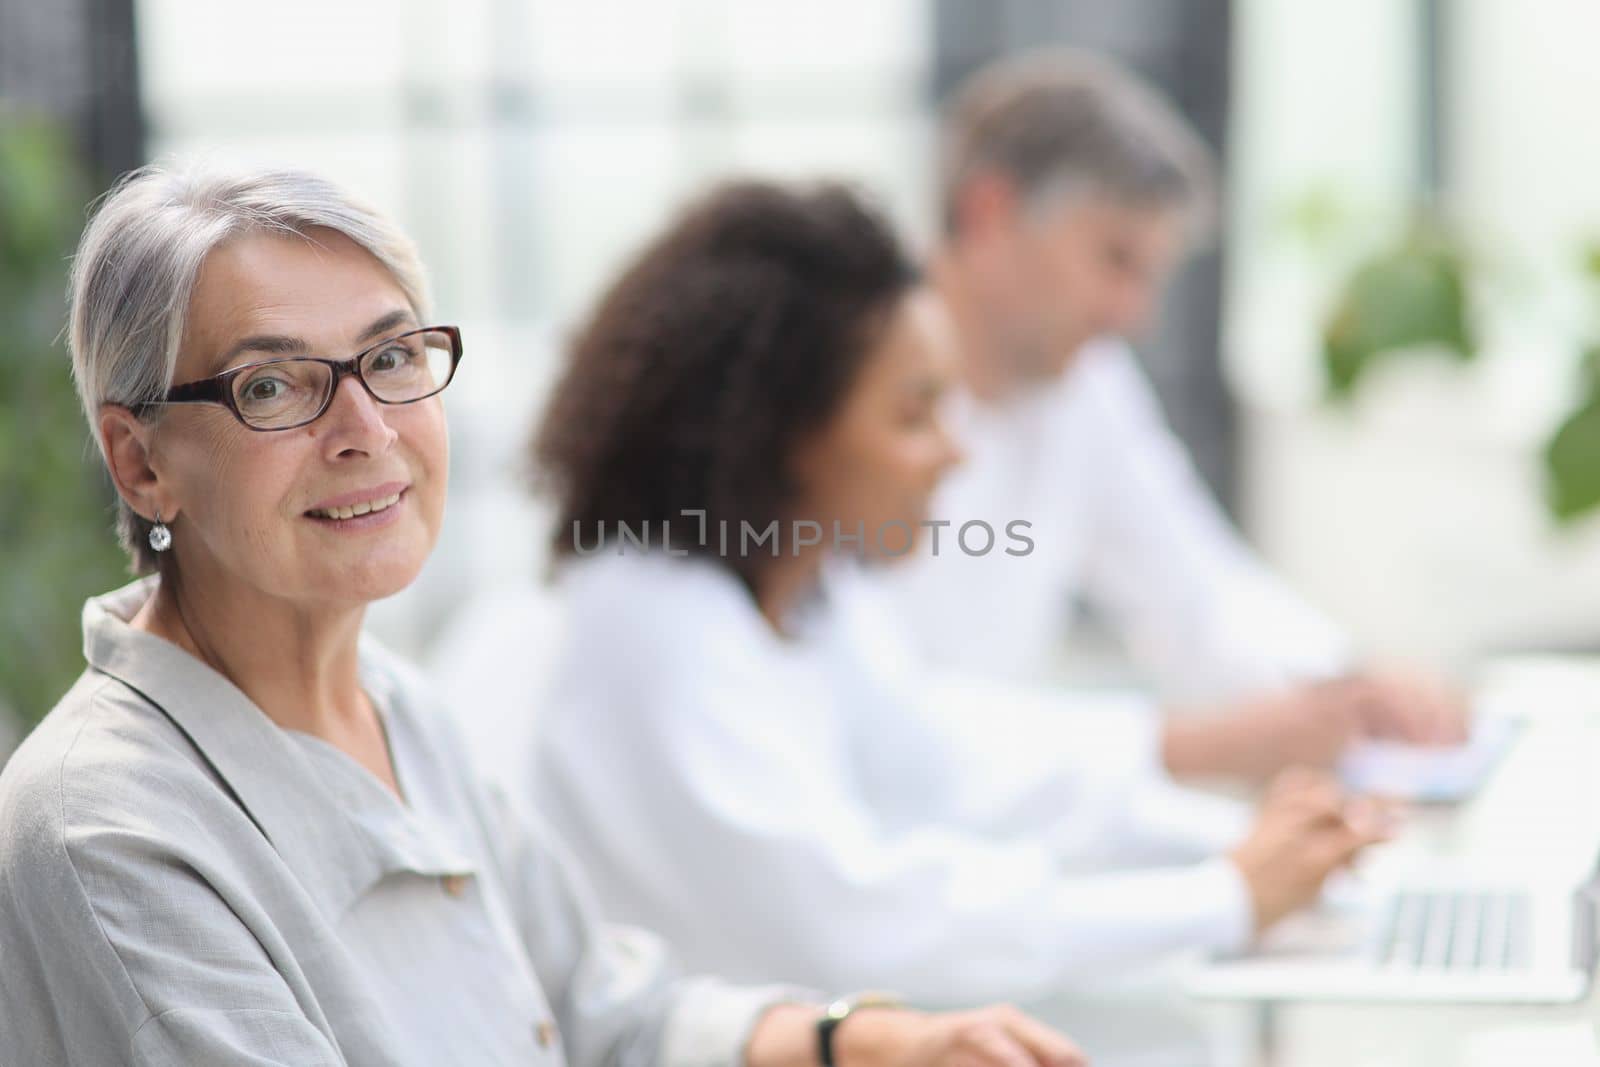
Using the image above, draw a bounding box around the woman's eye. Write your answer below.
[244,378,284,401]
[370,346,412,373]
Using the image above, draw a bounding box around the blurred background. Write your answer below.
[7,0,1600,748]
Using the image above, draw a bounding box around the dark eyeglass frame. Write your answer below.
[132,325,463,432]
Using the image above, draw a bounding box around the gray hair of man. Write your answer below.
[939,47,1217,241]
[67,162,432,574]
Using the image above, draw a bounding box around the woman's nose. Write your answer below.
[320,374,397,455]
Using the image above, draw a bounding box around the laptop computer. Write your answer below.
[1185,856,1600,1006]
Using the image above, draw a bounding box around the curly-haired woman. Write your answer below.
[524,181,1389,1009]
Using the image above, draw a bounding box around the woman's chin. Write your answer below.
[315,546,431,606]
[859,521,923,564]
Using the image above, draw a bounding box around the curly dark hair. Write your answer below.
[532,179,919,593]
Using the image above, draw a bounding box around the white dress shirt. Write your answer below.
[0,577,798,1066]
[528,551,1254,1007]
[880,337,1348,700]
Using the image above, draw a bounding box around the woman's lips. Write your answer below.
[304,487,408,532]
[305,480,410,515]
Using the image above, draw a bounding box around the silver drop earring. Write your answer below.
[148,510,172,553]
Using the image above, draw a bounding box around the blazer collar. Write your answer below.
[81,577,476,920]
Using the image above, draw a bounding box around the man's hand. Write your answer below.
[1163,670,1470,782]
[1229,769,1395,934]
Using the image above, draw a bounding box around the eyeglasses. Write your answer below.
[135,325,463,431]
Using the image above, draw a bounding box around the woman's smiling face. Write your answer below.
[146,227,449,608]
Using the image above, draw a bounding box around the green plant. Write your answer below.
[0,114,130,731]
[1320,223,1477,400]
[1542,244,1600,522]
[1316,212,1600,525]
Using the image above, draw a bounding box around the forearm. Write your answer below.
[1161,711,1280,781]
[745,1004,826,1067]
[1162,713,1244,779]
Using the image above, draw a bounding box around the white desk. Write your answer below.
[1206,656,1600,1067]
[1028,657,1600,1067]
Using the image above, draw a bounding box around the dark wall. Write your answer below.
[0,0,145,180]
[932,0,1237,511]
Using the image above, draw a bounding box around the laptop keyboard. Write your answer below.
[1376,890,1532,971]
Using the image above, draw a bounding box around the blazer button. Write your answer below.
[536,1020,558,1048]
[441,874,469,898]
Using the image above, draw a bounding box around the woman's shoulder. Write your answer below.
[4,669,192,797]
[560,546,744,594]
[0,669,235,897]
[557,550,762,641]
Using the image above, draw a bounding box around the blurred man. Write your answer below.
[884,49,1463,779]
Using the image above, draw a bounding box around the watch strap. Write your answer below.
[816,993,904,1067]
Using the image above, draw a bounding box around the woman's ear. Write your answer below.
[98,405,179,523]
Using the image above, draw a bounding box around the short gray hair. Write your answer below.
[940,48,1215,236]
[67,162,431,573]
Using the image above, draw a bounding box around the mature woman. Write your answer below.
[0,164,1084,1067]
[527,182,1391,1006]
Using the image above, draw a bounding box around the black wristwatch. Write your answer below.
[816,993,904,1067]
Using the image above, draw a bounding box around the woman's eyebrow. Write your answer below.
[213,333,309,372]
[356,309,417,344]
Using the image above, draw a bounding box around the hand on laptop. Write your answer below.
[1163,670,1469,783]
[1228,769,1396,935]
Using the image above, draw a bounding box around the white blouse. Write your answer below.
[527,551,1255,1007]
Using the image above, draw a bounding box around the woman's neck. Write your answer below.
[133,564,370,741]
[754,544,827,636]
